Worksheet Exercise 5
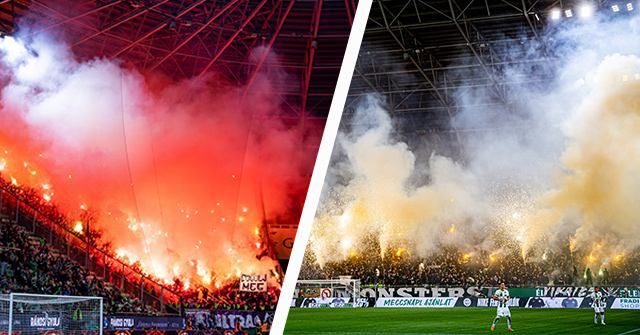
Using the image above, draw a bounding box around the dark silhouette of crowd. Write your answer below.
[177,284,280,311]
[300,240,640,287]
[0,218,153,314]
[0,176,281,317]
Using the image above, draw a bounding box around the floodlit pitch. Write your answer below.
[284,308,640,335]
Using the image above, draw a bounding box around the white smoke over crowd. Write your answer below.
[0,32,313,287]
[310,14,640,270]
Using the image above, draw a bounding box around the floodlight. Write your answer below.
[578,4,593,18]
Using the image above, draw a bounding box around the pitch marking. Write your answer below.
[617,329,640,335]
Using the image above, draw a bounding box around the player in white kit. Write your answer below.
[490,282,513,332]
[590,286,606,325]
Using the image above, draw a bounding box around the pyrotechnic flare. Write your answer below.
[310,16,640,272]
[310,96,488,264]
[0,32,314,288]
[522,55,640,257]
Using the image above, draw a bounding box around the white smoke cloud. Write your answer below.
[0,32,313,286]
[310,14,640,270]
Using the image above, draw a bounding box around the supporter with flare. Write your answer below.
[299,240,639,287]
[0,177,282,317]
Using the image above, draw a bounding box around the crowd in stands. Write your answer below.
[0,218,153,314]
[178,285,279,311]
[0,177,280,321]
[300,242,640,287]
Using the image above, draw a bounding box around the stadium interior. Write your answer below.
[0,0,354,333]
[289,2,640,333]
[299,0,640,289]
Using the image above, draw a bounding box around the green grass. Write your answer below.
[284,308,640,335]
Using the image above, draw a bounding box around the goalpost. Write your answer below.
[297,276,361,303]
[0,293,103,335]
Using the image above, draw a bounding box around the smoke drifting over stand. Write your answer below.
[0,33,314,287]
[310,15,640,273]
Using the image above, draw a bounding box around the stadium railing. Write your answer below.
[0,186,181,315]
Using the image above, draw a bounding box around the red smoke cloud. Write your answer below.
[0,34,315,287]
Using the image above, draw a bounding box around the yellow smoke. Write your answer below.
[310,100,488,264]
[311,55,640,267]
[524,54,640,256]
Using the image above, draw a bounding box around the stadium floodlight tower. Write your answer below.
[297,276,361,302]
[0,293,103,335]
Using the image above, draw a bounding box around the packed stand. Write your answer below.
[0,177,282,315]
[0,219,154,314]
[300,240,640,287]
[177,284,280,311]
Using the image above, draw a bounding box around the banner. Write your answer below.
[375,297,458,308]
[437,297,631,309]
[622,288,640,298]
[358,286,488,298]
[611,298,640,310]
[528,286,637,298]
[269,226,296,260]
[0,312,99,332]
[343,286,640,298]
[478,298,524,308]
[291,297,369,308]
[298,288,321,298]
[296,288,334,299]
[104,316,185,331]
[184,309,273,330]
[507,288,538,298]
[29,314,61,330]
[239,274,267,292]
[523,297,585,308]
[290,296,640,310]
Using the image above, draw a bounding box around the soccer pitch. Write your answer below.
[284,308,640,335]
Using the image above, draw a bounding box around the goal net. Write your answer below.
[296,276,361,307]
[0,293,103,335]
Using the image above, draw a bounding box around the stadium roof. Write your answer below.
[346,0,601,132]
[0,0,356,121]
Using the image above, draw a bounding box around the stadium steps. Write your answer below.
[0,189,179,314]
[13,224,137,301]
[22,228,134,300]
[25,235,102,279]
[26,235,62,258]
